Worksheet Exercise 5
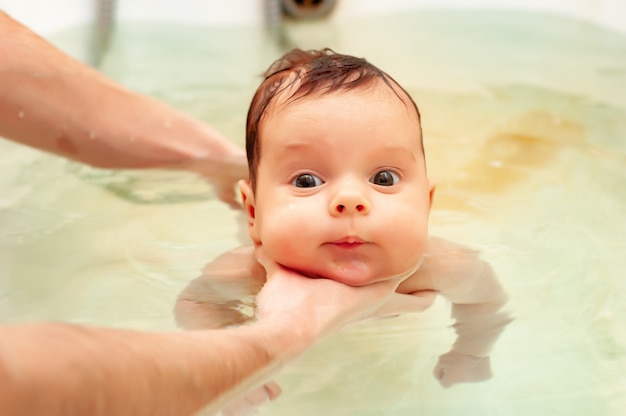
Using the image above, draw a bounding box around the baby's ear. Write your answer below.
[238,180,260,243]
[428,181,436,212]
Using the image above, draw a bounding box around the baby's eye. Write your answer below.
[370,170,400,186]
[292,173,323,188]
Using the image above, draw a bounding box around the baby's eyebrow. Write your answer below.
[262,142,315,168]
[376,146,419,162]
[273,140,316,155]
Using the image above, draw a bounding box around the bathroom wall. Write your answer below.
[0,0,93,34]
[336,0,626,34]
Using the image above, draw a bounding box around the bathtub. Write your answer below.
[1,1,625,415]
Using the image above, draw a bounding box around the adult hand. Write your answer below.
[254,246,403,351]
[185,134,248,209]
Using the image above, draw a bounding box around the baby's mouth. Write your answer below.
[329,236,367,248]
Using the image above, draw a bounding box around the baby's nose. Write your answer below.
[329,190,371,216]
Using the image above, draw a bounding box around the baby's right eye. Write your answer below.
[292,174,323,188]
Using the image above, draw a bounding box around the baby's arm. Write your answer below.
[402,236,512,387]
[175,246,266,330]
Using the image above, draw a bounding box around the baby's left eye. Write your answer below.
[370,170,400,186]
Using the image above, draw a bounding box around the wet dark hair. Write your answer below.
[246,48,422,189]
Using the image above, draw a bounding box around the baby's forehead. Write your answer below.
[269,76,418,120]
[260,81,424,154]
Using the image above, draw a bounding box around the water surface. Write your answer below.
[1,8,625,416]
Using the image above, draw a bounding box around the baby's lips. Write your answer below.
[331,235,367,244]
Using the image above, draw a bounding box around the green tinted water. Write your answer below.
[0,8,625,416]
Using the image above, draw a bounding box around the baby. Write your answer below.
[176,49,511,396]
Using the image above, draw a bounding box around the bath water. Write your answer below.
[0,8,624,416]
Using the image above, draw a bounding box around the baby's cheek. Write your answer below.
[260,219,311,265]
[385,225,428,267]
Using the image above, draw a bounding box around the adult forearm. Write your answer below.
[0,322,295,416]
[0,12,236,171]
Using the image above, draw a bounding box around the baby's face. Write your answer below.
[241,84,433,286]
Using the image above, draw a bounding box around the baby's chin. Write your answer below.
[297,262,404,287]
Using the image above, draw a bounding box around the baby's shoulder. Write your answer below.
[200,245,264,280]
[425,236,481,265]
[397,236,483,294]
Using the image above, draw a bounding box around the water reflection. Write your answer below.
[176,253,513,414]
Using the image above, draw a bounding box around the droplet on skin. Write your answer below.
[89,131,97,140]
[18,111,25,118]
[164,121,172,129]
